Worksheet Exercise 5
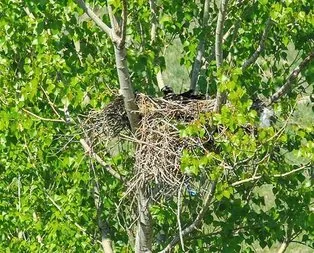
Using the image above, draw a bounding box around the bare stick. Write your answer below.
[159,181,217,253]
[268,50,314,105]
[80,139,122,180]
[242,18,273,70]
[214,0,229,113]
[231,164,310,187]
[22,108,65,123]
[40,85,63,119]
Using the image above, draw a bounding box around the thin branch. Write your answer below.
[215,0,229,69]
[79,139,122,180]
[76,0,120,43]
[92,178,114,253]
[268,50,314,105]
[231,164,310,187]
[190,0,210,90]
[177,181,185,251]
[149,0,158,44]
[22,108,65,123]
[214,0,229,113]
[159,181,217,253]
[242,18,273,70]
[40,85,63,119]
[290,240,314,250]
[120,0,128,47]
[149,0,166,89]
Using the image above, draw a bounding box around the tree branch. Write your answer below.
[268,50,314,105]
[214,0,229,113]
[79,139,122,180]
[190,0,210,90]
[159,181,217,253]
[120,0,128,47]
[22,108,66,123]
[76,0,118,41]
[93,182,114,253]
[242,18,273,70]
[277,240,289,253]
[149,0,166,90]
[231,164,310,187]
[135,188,153,253]
[149,0,158,44]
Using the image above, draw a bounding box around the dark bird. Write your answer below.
[179,89,194,98]
[161,86,206,101]
[161,86,174,97]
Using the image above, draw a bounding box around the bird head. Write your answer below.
[161,86,174,95]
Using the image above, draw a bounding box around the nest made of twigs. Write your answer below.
[82,94,217,195]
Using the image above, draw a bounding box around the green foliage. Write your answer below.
[0,0,313,252]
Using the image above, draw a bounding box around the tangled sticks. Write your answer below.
[131,94,215,192]
[83,92,216,196]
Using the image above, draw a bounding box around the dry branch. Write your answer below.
[242,18,273,70]
[268,50,314,105]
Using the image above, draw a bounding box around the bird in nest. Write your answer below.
[161,86,205,101]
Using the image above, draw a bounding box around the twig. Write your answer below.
[22,108,65,123]
[242,18,273,70]
[40,85,62,119]
[159,181,217,253]
[268,50,314,105]
[214,0,229,113]
[80,139,122,180]
[290,240,314,250]
[231,164,310,187]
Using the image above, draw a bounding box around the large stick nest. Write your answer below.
[82,94,218,194]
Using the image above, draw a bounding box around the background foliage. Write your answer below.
[0,0,313,252]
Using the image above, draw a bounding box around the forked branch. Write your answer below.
[76,0,120,43]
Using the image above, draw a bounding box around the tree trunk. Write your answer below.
[113,45,140,131]
[135,188,153,253]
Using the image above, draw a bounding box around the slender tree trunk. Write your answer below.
[190,0,210,91]
[135,188,153,253]
[277,240,289,253]
[214,0,229,113]
[113,45,140,131]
